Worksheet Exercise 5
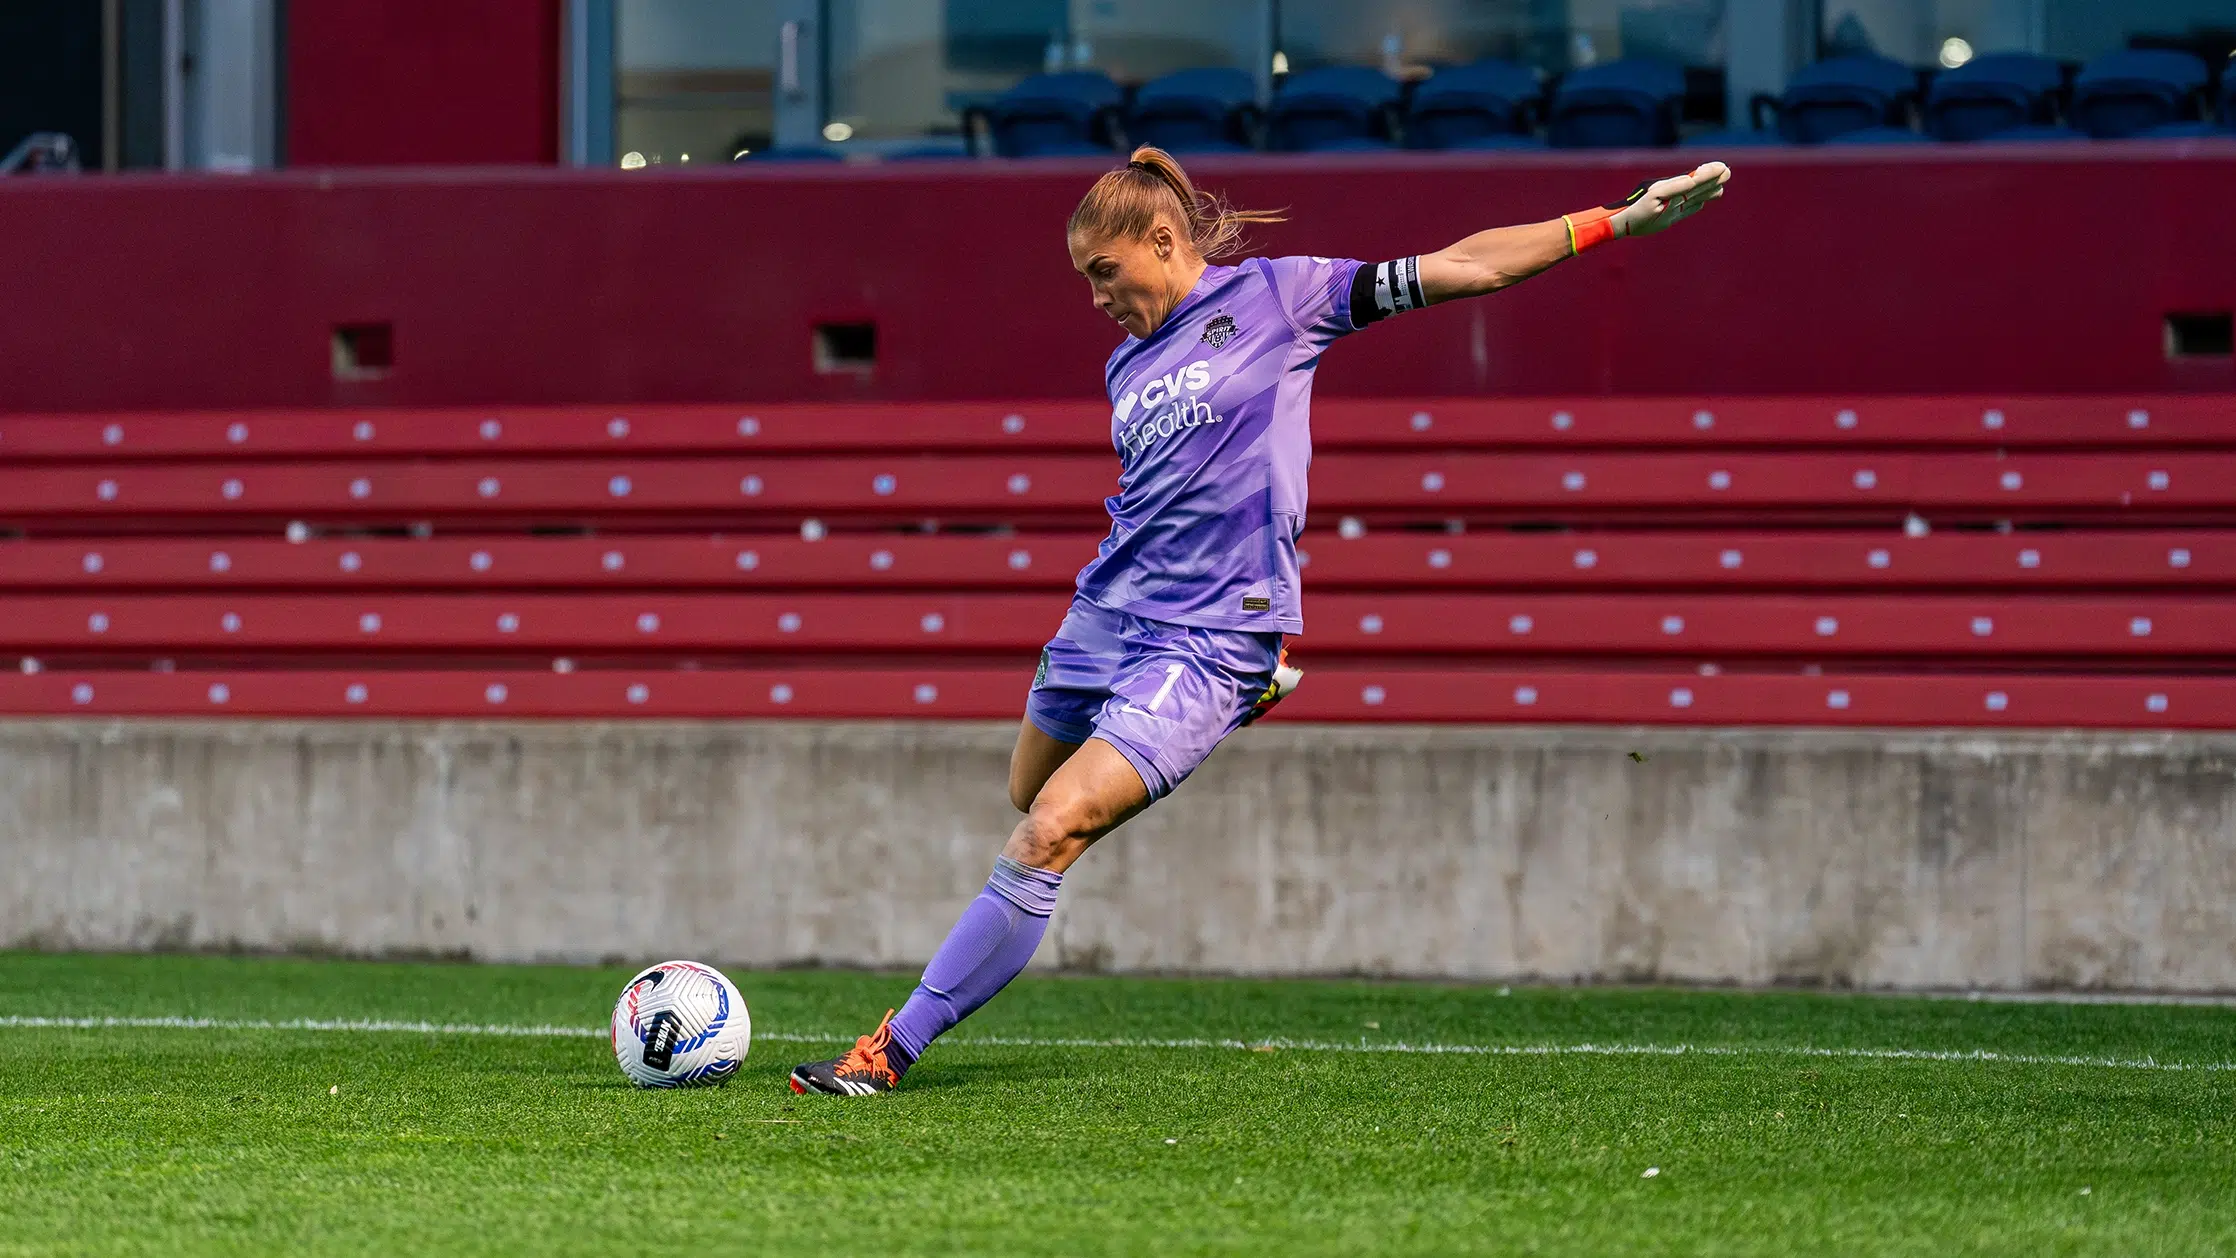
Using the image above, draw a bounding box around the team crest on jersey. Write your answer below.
[1200,314,1238,348]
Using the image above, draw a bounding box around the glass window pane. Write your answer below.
[828,0,1029,142]
[616,0,781,166]
[1820,0,1992,65]
[1277,0,1726,75]
[827,1,1265,143]
[2044,0,2236,63]
[1071,2,1263,82]
[1821,0,2234,66]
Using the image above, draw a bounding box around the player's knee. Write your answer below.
[1005,809,1068,867]
[1005,800,1087,869]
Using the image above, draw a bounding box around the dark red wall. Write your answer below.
[286,0,560,166]
[3,146,2231,412]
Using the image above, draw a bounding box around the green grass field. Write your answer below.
[1,954,2232,1256]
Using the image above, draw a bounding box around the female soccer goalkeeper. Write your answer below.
[791,147,1729,1095]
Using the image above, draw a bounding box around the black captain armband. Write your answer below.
[1349,257,1426,329]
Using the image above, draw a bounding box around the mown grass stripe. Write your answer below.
[1,1014,2228,1073]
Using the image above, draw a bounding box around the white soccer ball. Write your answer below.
[610,960,751,1088]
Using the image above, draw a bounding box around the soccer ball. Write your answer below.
[610,960,752,1088]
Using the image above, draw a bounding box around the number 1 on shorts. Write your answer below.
[1145,662,1183,713]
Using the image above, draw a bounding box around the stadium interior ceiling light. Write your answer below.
[822,122,855,142]
[619,151,646,170]
[1938,37,1974,68]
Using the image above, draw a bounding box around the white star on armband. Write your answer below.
[1349,257,1424,329]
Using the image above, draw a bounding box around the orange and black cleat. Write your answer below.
[789,1010,904,1096]
[1241,648,1303,726]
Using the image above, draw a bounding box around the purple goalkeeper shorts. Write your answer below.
[1025,595,1283,803]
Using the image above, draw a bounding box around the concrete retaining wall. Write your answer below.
[3,721,2233,991]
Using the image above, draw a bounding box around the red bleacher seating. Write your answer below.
[1,592,2227,656]
[1,531,2226,591]
[3,452,2227,527]
[1,667,2229,727]
[2,397,2230,725]
[2,396,2227,458]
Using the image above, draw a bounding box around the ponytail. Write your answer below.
[1067,146,1284,260]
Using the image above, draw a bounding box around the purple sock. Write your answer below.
[885,856,1063,1071]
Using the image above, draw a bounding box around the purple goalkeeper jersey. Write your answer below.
[1074,255,1364,635]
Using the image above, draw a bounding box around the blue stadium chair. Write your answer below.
[1821,125,1931,145]
[1126,68,1259,153]
[739,147,842,163]
[1404,60,1542,149]
[1548,58,1685,148]
[1266,66,1402,151]
[1440,133,1548,151]
[1980,123,2088,142]
[2132,120,2232,139]
[883,143,976,161]
[972,71,1124,157]
[1680,127,1784,148]
[1292,135,1402,153]
[1756,54,1918,143]
[1924,52,2065,141]
[2068,49,2209,139]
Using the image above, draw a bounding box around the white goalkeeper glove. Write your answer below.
[1563,161,1731,253]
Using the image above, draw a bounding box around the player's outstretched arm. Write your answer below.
[1414,162,1730,304]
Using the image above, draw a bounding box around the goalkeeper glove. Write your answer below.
[1564,161,1730,255]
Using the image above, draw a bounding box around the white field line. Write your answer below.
[0,1014,2228,1074]
[1913,990,2236,1008]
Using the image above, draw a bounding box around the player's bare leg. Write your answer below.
[789,739,1149,1094]
[1008,719,1083,812]
[1001,737,1151,872]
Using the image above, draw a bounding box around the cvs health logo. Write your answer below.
[1113,360,1213,424]
[1115,359,1221,461]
